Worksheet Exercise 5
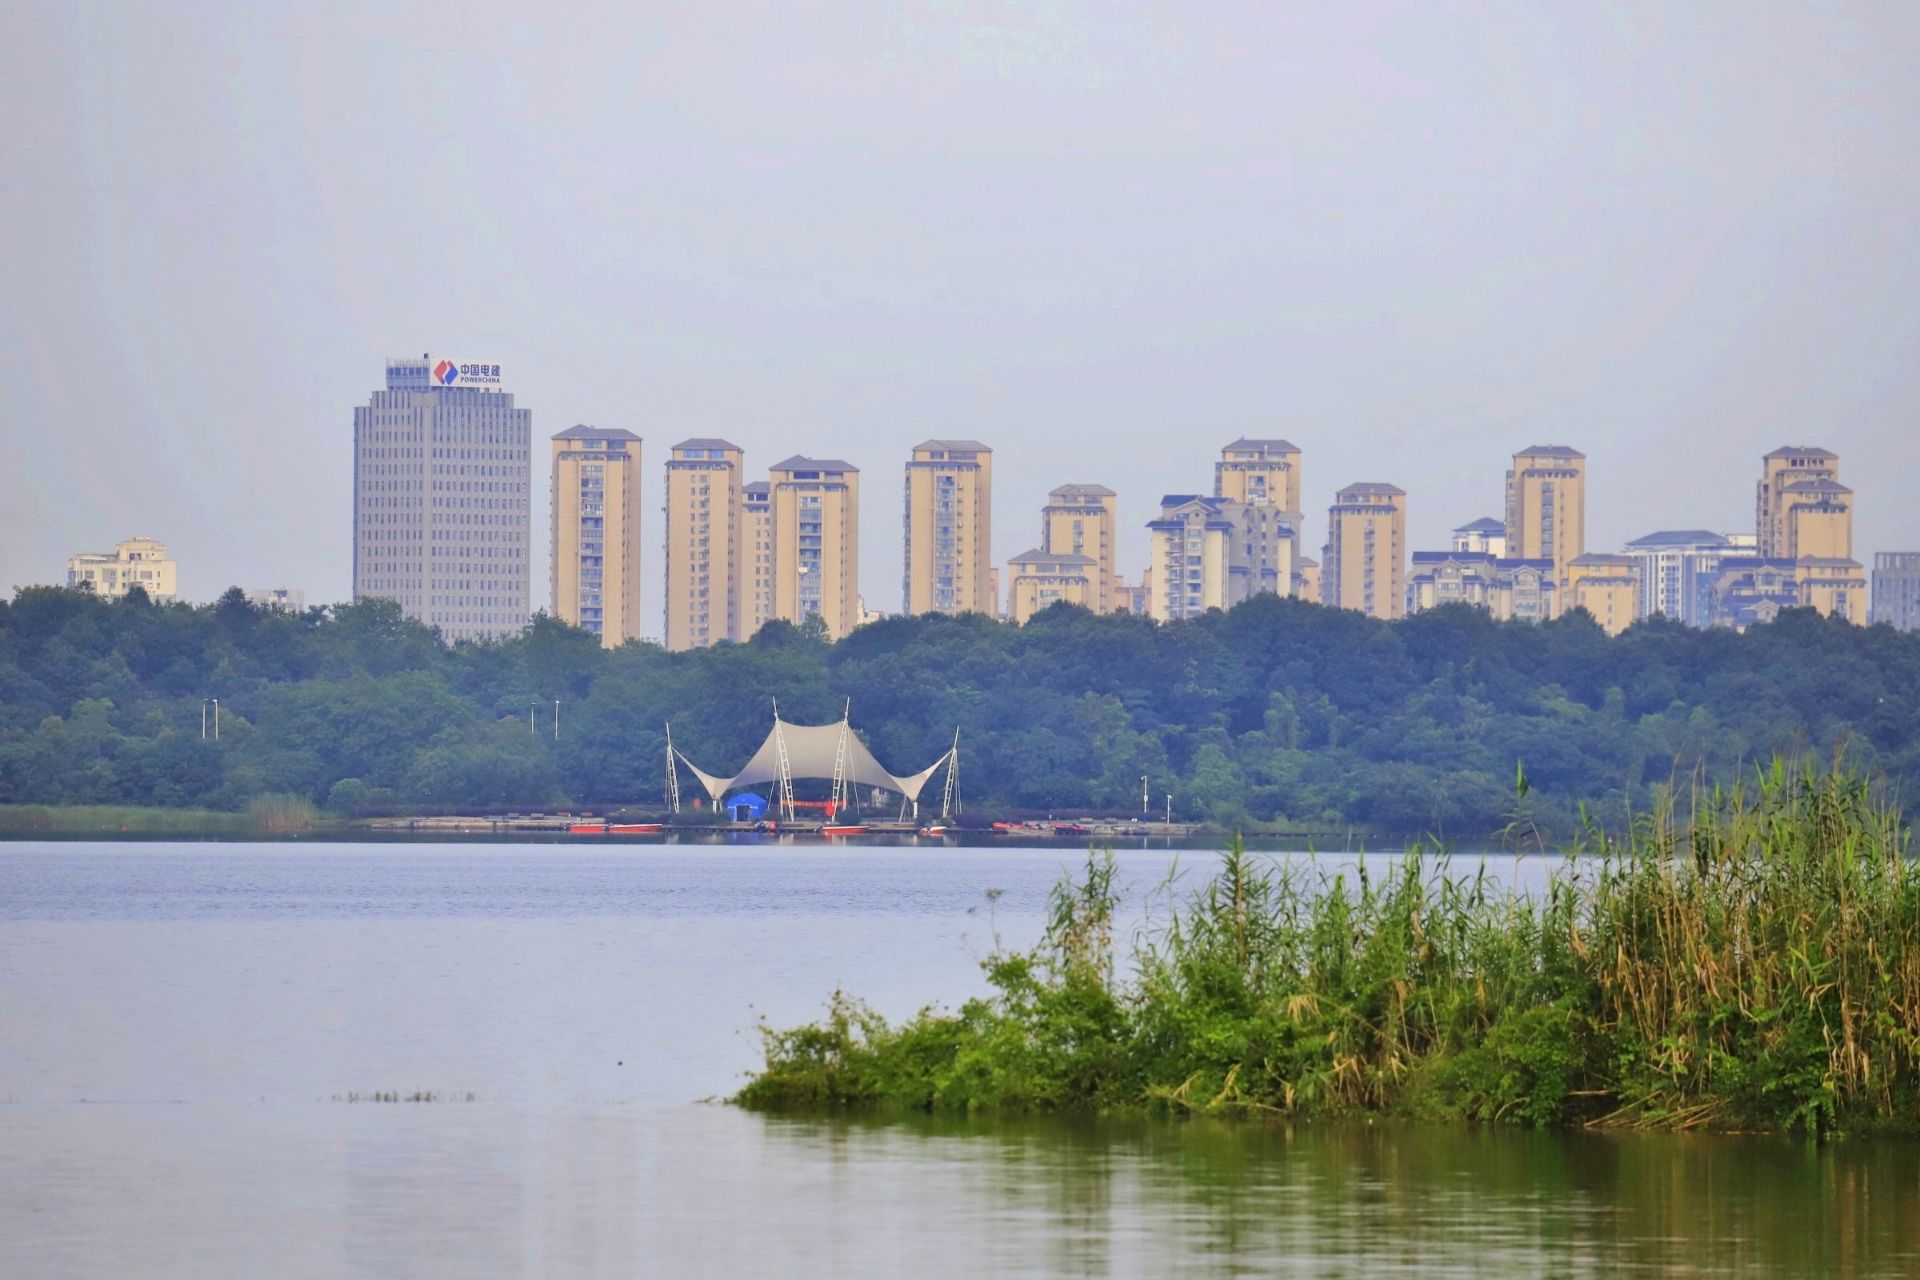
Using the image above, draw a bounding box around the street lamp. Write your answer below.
[202,698,220,741]
[1165,793,1172,825]
[1141,775,1148,815]
[553,699,561,740]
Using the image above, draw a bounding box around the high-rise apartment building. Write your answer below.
[550,426,643,647]
[1040,484,1118,613]
[1504,445,1586,612]
[353,356,530,642]
[1007,549,1098,622]
[1757,447,1851,558]
[67,537,177,601]
[1872,553,1920,630]
[1566,554,1640,635]
[1215,438,1302,512]
[1146,496,1297,621]
[771,455,861,639]
[1323,483,1406,619]
[742,481,774,638]
[663,439,744,651]
[903,440,993,615]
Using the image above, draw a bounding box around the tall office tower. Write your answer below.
[770,455,861,640]
[1871,553,1920,630]
[1756,447,1852,559]
[1040,484,1118,613]
[663,439,744,651]
[1323,483,1407,619]
[1621,530,1742,626]
[67,537,178,601]
[550,427,643,647]
[353,356,530,642]
[903,440,993,615]
[1215,438,1302,512]
[742,481,774,638]
[1145,495,1296,621]
[1503,445,1586,612]
[1566,554,1641,635]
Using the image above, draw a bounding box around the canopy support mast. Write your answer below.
[665,723,681,814]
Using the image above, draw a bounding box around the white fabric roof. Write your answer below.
[677,716,951,803]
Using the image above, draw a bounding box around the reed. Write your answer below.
[737,758,1919,1135]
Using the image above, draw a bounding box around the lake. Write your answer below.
[2,842,1914,1276]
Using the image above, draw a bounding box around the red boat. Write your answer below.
[607,823,665,835]
[819,824,869,837]
[568,822,606,835]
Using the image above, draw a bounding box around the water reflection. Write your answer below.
[745,1113,1920,1277]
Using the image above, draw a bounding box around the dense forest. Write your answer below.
[1,584,1916,834]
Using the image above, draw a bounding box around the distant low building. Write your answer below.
[1704,558,1800,630]
[68,537,177,601]
[1621,530,1743,627]
[247,588,305,612]
[1871,553,1920,630]
[1007,549,1097,622]
[1451,517,1507,558]
[1566,554,1641,635]
[1406,551,1556,623]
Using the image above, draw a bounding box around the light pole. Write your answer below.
[553,699,560,740]
[1165,793,1172,825]
[529,703,536,737]
[211,698,220,742]
[1141,775,1148,815]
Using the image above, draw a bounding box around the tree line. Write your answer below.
[1,584,1915,834]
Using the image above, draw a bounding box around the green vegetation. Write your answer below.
[0,802,325,836]
[2,583,1918,832]
[738,762,1920,1136]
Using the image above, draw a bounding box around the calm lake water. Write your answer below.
[2,842,1914,1277]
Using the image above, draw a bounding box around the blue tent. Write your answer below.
[727,792,768,822]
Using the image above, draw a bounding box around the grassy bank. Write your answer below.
[738,761,1920,1136]
[0,794,322,836]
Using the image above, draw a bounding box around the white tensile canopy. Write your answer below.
[673,710,953,806]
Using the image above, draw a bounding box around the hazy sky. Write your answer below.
[6,2,1917,636]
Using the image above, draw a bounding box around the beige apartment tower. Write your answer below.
[1323,483,1406,619]
[1215,438,1302,513]
[550,427,643,647]
[663,439,744,651]
[771,455,861,640]
[1040,484,1118,613]
[742,480,774,638]
[1566,553,1640,636]
[903,440,993,615]
[1504,445,1586,611]
[1756,447,1851,559]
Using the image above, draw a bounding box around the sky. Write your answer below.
[5,1,1917,637]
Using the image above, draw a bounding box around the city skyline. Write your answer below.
[41,414,1917,632]
[8,6,1919,632]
